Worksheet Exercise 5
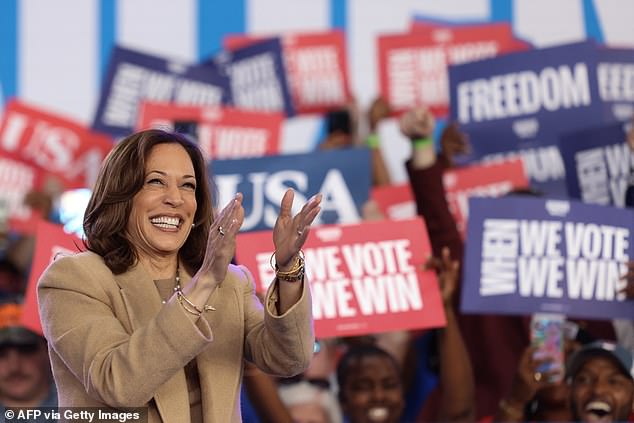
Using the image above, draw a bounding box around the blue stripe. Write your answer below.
[0,0,18,100]
[490,0,513,23]
[582,0,604,43]
[331,0,346,29]
[198,0,245,61]
[99,0,116,82]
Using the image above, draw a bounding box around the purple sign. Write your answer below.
[93,46,230,136]
[212,38,295,116]
[210,147,371,232]
[560,122,634,207]
[462,196,634,320]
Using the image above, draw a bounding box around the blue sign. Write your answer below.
[210,147,371,232]
[93,46,230,136]
[462,196,634,319]
[560,122,633,207]
[597,47,634,123]
[212,38,294,116]
[449,41,607,138]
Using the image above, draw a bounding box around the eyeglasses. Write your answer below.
[278,374,331,390]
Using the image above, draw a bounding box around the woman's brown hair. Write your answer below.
[83,129,214,274]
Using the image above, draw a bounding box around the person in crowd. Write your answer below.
[0,324,56,409]
[37,129,322,422]
[278,378,342,423]
[337,247,475,423]
[567,341,634,422]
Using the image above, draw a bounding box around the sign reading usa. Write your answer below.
[462,196,634,320]
[235,218,446,338]
[93,46,229,136]
[213,38,294,116]
[210,148,371,232]
[378,23,529,117]
[560,122,634,207]
[136,101,283,159]
[225,31,351,115]
[0,100,114,189]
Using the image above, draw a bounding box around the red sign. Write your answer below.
[0,100,114,189]
[136,101,283,160]
[225,31,351,114]
[21,221,83,335]
[371,159,529,238]
[235,218,446,338]
[371,184,417,221]
[0,152,45,234]
[377,23,530,117]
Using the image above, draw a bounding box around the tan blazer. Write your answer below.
[37,251,314,423]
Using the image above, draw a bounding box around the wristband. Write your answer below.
[366,133,380,149]
[413,137,433,149]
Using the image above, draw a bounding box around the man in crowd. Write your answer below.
[568,341,634,422]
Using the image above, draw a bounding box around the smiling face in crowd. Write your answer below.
[126,143,198,265]
[340,354,404,423]
[570,356,634,422]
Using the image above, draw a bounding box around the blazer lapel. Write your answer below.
[115,262,190,422]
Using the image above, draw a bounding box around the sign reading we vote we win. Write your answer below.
[462,196,634,320]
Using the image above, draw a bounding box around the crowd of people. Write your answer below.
[0,94,633,423]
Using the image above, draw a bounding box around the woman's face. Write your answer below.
[127,143,197,263]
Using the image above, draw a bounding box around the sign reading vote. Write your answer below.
[136,101,283,160]
[225,31,351,115]
[93,46,229,136]
[21,221,81,335]
[462,196,634,319]
[213,39,294,116]
[211,148,371,232]
[378,22,529,117]
[560,122,634,207]
[235,218,446,338]
[0,100,114,189]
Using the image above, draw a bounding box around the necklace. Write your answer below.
[161,265,180,305]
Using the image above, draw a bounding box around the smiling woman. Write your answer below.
[36,129,322,423]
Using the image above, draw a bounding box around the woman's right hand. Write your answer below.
[191,193,245,289]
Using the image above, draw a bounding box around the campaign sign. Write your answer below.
[456,125,568,197]
[559,122,634,207]
[448,41,626,142]
[211,148,371,232]
[136,101,283,159]
[462,196,634,319]
[235,218,446,338]
[597,47,634,122]
[224,31,351,115]
[371,184,417,221]
[378,24,529,117]
[21,221,82,335]
[213,39,294,116]
[0,100,114,189]
[0,153,44,234]
[93,46,229,136]
[443,158,529,237]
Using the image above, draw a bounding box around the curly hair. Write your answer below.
[83,129,215,275]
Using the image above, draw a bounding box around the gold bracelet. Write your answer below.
[269,250,305,281]
[175,286,216,315]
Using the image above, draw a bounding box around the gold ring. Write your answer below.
[297,229,303,236]
[218,226,225,236]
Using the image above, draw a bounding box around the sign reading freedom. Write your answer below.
[235,218,446,338]
[462,196,634,320]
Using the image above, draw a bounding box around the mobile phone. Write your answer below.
[530,313,565,382]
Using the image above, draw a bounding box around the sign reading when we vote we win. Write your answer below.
[235,218,446,338]
[462,196,634,320]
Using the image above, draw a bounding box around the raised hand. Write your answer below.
[192,193,245,287]
[399,106,435,140]
[273,189,322,271]
[425,246,459,307]
[619,260,634,299]
[440,122,470,167]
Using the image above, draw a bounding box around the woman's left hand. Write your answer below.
[273,189,322,271]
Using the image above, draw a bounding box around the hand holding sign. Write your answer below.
[620,261,634,299]
[425,246,459,307]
